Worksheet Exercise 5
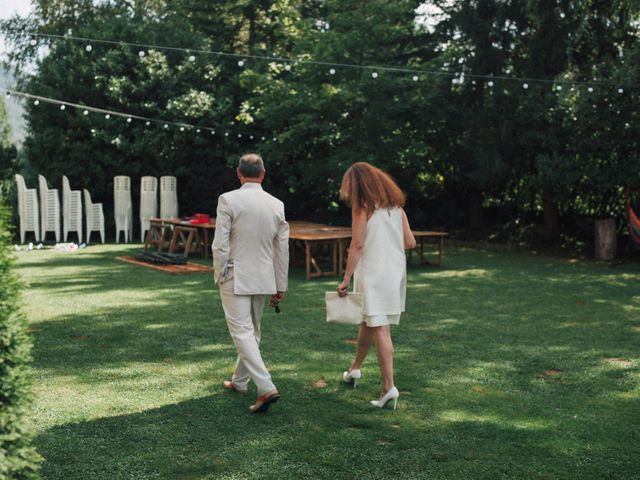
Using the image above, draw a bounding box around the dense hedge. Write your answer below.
[0,197,41,480]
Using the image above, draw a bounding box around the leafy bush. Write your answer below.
[0,197,41,480]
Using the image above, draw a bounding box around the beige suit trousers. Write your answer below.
[219,276,276,395]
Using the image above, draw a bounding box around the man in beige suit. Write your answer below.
[212,153,289,413]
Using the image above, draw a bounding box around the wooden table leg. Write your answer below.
[438,236,444,267]
[168,228,179,253]
[144,225,153,250]
[331,240,338,276]
[184,229,195,257]
[305,241,311,280]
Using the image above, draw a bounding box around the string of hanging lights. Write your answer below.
[16,31,636,91]
[2,87,278,143]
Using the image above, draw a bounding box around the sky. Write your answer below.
[1,0,31,144]
[0,0,32,51]
[0,0,31,19]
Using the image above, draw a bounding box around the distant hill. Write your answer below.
[1,68,26,146]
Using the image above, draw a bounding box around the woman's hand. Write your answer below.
[337,278,350,297]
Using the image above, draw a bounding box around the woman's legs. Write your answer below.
[373,325,394,393]
[350,322,374,370]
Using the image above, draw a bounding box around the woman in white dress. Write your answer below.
[337,162,416,409]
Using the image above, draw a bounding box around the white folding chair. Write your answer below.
[38,174,61,242]
[139,176,158,242]
[113,175,133,243]
[14,174,40,244]
[160,176,178,219]
[83,189,105,244]
[62,175,83,243]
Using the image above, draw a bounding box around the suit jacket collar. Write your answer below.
[240,182,263,190]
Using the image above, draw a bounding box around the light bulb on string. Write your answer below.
[618,87,624,94]
[523,83,529,89]
[412,75,419,82]
[237,134,242,138]
[261,136,266,141]
[30,38,37,46]
[329,68,336,75]
[105,114,110,119]
[180,127,185,132]
[196,129,201,133]
[138,50,146,58]
[60,104,66,110]
[164,124,169,129]
[86,45,92,52]
[487,81,494,87]
[211,130,215,135]
[272,137,277,142]
[556,85,562,91]
[250,135,254,140]
[188,55,196,62]
[225,132,229,137]
[83,110,89,116]
[285,64,292,71]
[34,99,39,105]
[372,72,379,79]
[237,60,245,67]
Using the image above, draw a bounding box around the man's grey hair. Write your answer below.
[238,153,265,178]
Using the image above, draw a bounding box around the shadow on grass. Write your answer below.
[17,246,640,479]
[37,380,639,480]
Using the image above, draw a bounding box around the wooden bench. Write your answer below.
[145,218,216,259]
[289,227,353,280]
[409,231,449,267]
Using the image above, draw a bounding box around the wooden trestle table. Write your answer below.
[144,218,448,279]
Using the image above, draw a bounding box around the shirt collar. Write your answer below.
[240,182,263,190]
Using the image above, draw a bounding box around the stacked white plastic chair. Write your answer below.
[113,175,133,243]
[139,176,158,242]
[38,174,61,242]
[83,189,105,244]
[14,174,40,244]
[160,176,178,219]
[62,175,83,243]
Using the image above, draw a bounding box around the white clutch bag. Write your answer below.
[325,292,364,325]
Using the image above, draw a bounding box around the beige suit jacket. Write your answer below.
[212,183,289,295]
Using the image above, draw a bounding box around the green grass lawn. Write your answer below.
[14,244,640,480]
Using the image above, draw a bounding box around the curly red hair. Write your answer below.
[339,162,405,214]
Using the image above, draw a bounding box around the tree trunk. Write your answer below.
[542,190,560,242]
[595,218,616,261]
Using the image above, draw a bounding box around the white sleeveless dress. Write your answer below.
[354,207,407,327]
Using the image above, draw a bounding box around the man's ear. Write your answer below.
[237,168,243,180]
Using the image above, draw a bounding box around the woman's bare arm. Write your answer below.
[402,209,416,249]
[337,207,367,295]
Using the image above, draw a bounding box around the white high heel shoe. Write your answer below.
[370,387,399,410]
[342,369,362,388]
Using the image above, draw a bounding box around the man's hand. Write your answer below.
[337,278,350,297]
[269,292,285,307]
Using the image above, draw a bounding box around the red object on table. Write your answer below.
[189,213,211,225]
